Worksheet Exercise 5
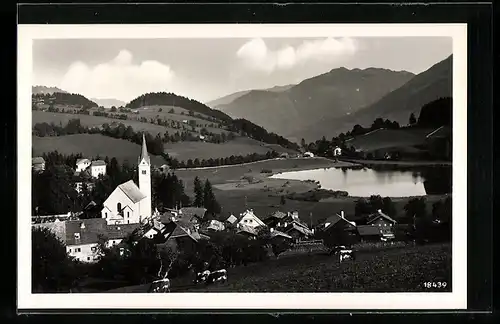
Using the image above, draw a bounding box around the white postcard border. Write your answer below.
[18,23,467,310]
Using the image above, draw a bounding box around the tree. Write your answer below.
[409,113,417,125]
[110,106,117,112]
[203,179,221,215]
[32,227,79,293]
[301,138,307,149]
[193,176,204,207]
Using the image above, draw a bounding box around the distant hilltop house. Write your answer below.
[32,157,45,172]
[333,147,342,157]
[74,158,106,178]
[101,134,152,226]
[303,152,314,158]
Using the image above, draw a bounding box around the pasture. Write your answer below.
[164,137,296,161]
[33,111,174,136]
[32,134,166,166]
[107,243,451,293]
[345,128,433,151]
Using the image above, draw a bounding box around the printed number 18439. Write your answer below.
[423,282,448,289]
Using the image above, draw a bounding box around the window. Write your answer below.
[69,248,72,253]
[91,247,96,252]
[142,170,147,175]
[117,203,122,213]
[75,248,81,252]
[127,220,130,224]
[105,212,108,218]
[74,233,80,239]
[127,212,130,218]
[87,257,90,261]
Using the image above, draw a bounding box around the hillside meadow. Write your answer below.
[107,243,451,293]
[32,134,166,166]
[32,110,227,137]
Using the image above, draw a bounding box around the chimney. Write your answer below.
[270,228,274,233]
[377,209,382,213]
[340,211,345,218]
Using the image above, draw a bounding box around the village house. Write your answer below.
[283,220,314,242]
[206,219,225,232]
[264,211,288,228]
[236,224,259,239]
[355,225,386,242]
[366,209,397,240]
[90,160,107,178]
[75,158,91,173]
[225,214,238,227]
[32,157,45,172]
[316,211,358,246]
[235,209,266,229]
[101,134,152,225]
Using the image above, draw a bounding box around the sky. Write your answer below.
[32,37,452,104]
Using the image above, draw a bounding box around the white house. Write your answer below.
[101,134,152,225]
[303,152,314,158]
[90,160,107,178]
[333,147,342,157]
[75,158,91,172]
[236,209,266,229]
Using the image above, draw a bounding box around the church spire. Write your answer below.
[140,133,150,164]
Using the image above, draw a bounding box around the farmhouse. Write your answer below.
[206,219,225,232]
[32,157,45,172]
[101,134,152,225]
[236,224,259,239]
[90,160,107,178]
[236,209,266,229]
[366,209,397,240]
[283,221,314,242]
[76,158,91,173]
[316,211,358,245]
[225,214,238,226]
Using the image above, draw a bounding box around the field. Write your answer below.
[33,110,174,136]
[165,137,297,161]
[345,128,433,151]
[107,243,451,293]
[32,134,166,166]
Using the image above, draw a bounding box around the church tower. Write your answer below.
[138,134,152,221]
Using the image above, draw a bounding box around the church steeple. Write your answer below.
[139,133,150,165]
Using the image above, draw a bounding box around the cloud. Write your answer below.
[236,38,358,73]
[59,50,175,102]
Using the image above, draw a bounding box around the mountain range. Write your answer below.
[91,98,126,108]
[209,68,417,143]
[299,55,453,140]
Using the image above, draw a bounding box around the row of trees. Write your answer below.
[165,150,281,169]
[193,177,221,215]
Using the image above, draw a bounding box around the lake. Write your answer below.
[270,166,452,197]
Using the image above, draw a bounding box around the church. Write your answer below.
[101,134,152,225]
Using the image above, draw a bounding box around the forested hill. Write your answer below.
[229,119,300,151]
[125,92,300,150]
[125,92,233,122]
[32,92,98,109]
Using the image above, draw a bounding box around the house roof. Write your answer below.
[91,160,106,167]
[179,207,207,219]
[76,158,90,165]
[269,211,287,219]
[207,220,225,231]
[237,224,258,236]
[367,210,397,225]
[167,223,199,242]
[32,157,45,164]
[159,211,176,224]
[117,180,147,204]
[64,218,107,246]
[226,215,238,224]
[106,223,141,240]
[356,225,383,236]
[270,230,293,240]
[285,222,313,236]
[321,214,356,231]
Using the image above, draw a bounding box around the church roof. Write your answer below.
[139,133,150,164]
[117,180,147,204]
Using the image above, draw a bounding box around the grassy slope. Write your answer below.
[32,134,166,166]
[107,243,451,293]
[344,128,434,151]
[164,137,296,161]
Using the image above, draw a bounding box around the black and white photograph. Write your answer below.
[18,23,467,310]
